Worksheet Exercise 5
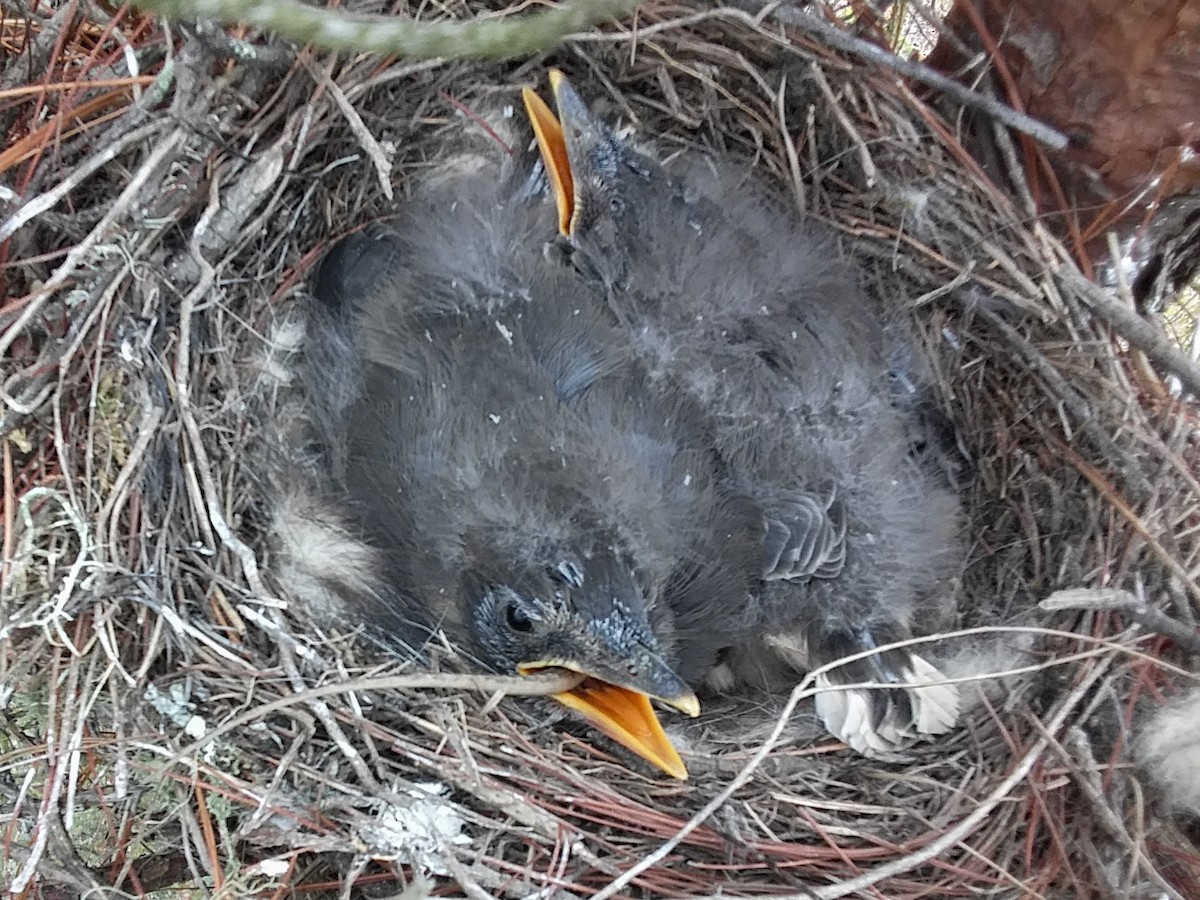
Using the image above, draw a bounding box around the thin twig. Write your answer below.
[172,175,284,608]
[732,1,1069,150]
[1060,267,1200,399]
[727,645,1113,900]
[303,55,394,201]
[0,122,164,243]
[809,61,877,189]
[1041,588,1200,657]
[168,668,587,766]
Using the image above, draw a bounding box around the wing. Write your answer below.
[760,484,848,583]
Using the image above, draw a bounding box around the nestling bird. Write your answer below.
[283,72,963,778]
[523,72,964,754]
[300,164,765,780]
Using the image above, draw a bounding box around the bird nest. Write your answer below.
[3,2,1199,897]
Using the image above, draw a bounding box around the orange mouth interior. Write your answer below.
[521,70,575,237]
[554,678,689,780]
[518,661,695,780]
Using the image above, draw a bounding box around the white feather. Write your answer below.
[254,316,306,386]
[814,654,959,756]
[904,653,961,735]
[703,661,736,693]
[272,490,382,619]
[1135,687,1200,816]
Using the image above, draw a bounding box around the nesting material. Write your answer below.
[3,2,1199,897]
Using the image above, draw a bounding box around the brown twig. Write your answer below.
[1041,589,1200,657]
[728,0,1069,150]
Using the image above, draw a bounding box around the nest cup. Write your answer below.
[3,3,1199,896]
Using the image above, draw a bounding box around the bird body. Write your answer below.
[527,74,963,749]
[302,170,769,776]
[285,73,964,777]
[596,164,964,724]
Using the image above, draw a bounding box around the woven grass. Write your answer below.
[3,1,1199,897]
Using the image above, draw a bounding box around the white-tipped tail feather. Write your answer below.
[904,653,961,735]
[762,632,960,754]
[814,653,960,756]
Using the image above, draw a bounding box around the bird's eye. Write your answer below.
[608,195,625,215]
[505,603,533,633]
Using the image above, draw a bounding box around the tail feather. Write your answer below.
[765,632,959,755]
[813,653,959,755]
[904,653,960,735]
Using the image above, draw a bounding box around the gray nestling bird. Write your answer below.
[523,72,963,754]
[302,162,766,779]
[288,72,963,778]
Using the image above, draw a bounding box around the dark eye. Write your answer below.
[608,194,625,215]
[505,603,533,633]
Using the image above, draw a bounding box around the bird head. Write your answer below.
[521,70,684,289]
[463,543,699,779]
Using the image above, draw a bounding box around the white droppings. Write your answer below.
[251,858,292,878]
[144,683,195,727]
[360,782,472,876]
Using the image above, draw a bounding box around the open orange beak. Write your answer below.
[518,663,699,780]
[521,70,576,237]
